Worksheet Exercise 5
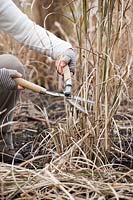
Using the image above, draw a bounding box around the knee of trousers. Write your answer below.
[0,54,25,77]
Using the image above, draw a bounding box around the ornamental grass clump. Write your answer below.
[0,0,132,199]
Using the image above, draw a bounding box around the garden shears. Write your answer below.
[14,66,93,114]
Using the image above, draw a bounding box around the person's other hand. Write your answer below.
[56,48,76,76]
[0,68,23,90]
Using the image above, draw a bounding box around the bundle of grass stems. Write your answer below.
[0,159,133,199]
[0,0,133,199]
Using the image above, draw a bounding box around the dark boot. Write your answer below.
[0,132,24,164]
[0,146,24,164]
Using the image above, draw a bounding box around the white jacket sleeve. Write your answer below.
[0,0,72,59]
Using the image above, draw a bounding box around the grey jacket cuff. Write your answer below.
[61,49,76,74]
[0,68,17,90]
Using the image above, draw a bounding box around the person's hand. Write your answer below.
[0,68,23,90]
[56,48,76,76]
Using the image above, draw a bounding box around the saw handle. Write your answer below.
[14,78,46,94]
